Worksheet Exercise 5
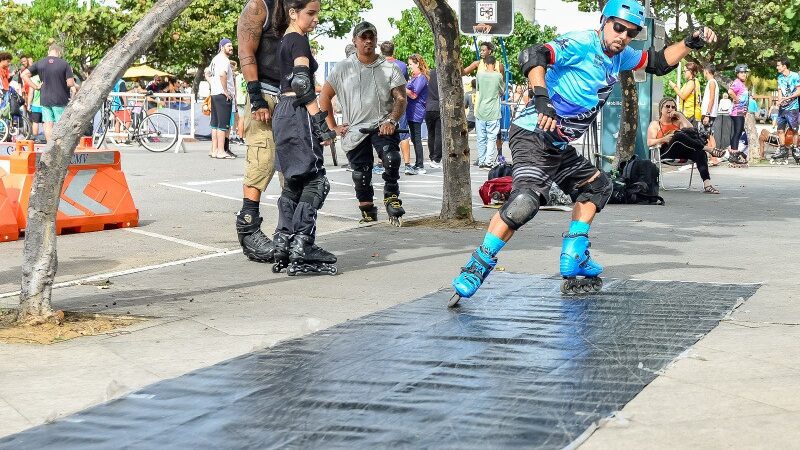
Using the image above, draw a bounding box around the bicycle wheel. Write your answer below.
[14,116,32,141]
[137,112,178,152]
[0,119,8,142]
[93,112,111,148]
[329,139,338,166]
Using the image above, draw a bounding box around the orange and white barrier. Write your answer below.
[1,139,139,236]
[0,178,19,242]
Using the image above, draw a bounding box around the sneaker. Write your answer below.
[428,161,442,169]
[415,166,427,174]
[473,160,480,166]
[373,165,385,175]
[404,164,417,175]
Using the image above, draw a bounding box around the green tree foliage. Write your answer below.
[1,0,371,81]
[390,9,556,84]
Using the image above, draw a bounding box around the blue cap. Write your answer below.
[219,38,232,49]
[601,0,645,28]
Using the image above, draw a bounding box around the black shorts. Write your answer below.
[30,111,43,124]
[209,94,232,131]
[508,124,599,207]
[346,131,400,168]
[272,96,325,180]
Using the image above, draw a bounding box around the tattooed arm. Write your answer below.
[379,85,407,136]
[237,0,270,121]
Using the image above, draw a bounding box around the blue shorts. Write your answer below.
[42,106,66,123]
[777,109,799,131]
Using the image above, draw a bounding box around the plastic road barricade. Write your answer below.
[0,178,19,242]
[2,139,139,235]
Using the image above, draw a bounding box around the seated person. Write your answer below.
[647,98,725,194]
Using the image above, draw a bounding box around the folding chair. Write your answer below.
[649,145,696,190]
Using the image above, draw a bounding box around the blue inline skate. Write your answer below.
[559,227,603,295]
[450,245,498,307]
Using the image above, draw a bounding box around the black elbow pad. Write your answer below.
[518,44,552,78]
[291,65,316,107]
[644,47,678,76]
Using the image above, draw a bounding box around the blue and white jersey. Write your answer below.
[778,71,800,111]
[513,30,647,147]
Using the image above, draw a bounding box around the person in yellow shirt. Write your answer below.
[669,62,702,123]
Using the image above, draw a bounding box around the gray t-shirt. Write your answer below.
[327,54,406,152]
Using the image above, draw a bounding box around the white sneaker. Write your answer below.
[428,161,442,169]
[404,164,417,175]
[415,166,427,174]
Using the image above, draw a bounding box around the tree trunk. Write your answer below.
[414,0,473,221]
[616,71,638,167]
[16,0,194,323]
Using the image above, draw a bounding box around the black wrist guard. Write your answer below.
[533,86,556,119]
[310,111,337,142]
[684,26,706,50]
[247,81,269,112]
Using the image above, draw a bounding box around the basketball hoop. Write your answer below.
[472,23,493,35]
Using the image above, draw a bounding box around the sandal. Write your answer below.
[703,185,720,194]
[706,147,727,158]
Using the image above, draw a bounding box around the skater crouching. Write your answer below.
[270,0,338,275]
[450,0,717,305]
[646,98,723,194]
[318,21,408,227]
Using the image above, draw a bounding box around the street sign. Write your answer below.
[459,0,514,37]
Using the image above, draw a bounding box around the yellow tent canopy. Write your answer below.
[122,65,172,80]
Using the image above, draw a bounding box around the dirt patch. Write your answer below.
[0,309,143,345]
[403,217,489,229]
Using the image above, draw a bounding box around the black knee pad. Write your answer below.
[351,165,374,202]
[499,188,541,230]
[280,178,303,203]
[383,147,401,170]
[299,175,330,209]
[574,171,612,212]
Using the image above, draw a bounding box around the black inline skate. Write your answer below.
[235,212,274,263]
[384,194,405,227]
[271,232,292,273]
[792,146,800,164]
[770,146,790,165]
[728,150,749,168]
[287,234,338,276]
[359,204,378,223]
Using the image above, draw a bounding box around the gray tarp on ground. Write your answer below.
[0,273,759,449]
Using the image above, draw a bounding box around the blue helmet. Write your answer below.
[601,0,646,28]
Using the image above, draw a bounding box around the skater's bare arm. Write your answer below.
[237,0,270,122]
[380,85,406,136]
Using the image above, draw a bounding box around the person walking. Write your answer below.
[209,38,236,159]
[425,68,443,169]
[450,0,717,303]
[728,64,750,159]
[474,55,504,169]
[21,44,76,143]
[380,41,414,174]
[234,0,284,264]
[405,54,429,174]
[319,21,408,226]
[270,0,338,275]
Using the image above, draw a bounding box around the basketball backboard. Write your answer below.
[459,0,515,37]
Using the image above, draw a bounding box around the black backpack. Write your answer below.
[610,157,665,205]
[488,162,512,180]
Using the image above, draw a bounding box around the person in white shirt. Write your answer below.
[209,38,236,159]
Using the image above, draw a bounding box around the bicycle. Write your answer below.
[0,91,32,142]
[93,92,179,152]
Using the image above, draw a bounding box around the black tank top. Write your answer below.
[256,0,281,86]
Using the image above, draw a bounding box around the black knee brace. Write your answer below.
[280,177,303,203]
[499,188,541,230]
[351,165,375,202]
[299,175,330,209]
[574,171,612,212]
[383,146,401,170]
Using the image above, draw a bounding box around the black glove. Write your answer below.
[310,111,337,142]
[684,26,706,50]
[246,81,269,112]
[533,86,557,120]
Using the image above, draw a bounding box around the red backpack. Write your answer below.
[478,176,512,205]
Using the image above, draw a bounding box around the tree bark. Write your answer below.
[414,0,473,221]
[615,71,639,167]
[17,0,194,323]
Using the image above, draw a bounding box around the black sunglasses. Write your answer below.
[611,20,641,39]
[663,104,676,109]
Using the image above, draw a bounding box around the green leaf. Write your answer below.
[713,15,725,26]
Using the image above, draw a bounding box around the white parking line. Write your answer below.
[159,182,361,222]
[185,178,243,186]
[124,228,228,252]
